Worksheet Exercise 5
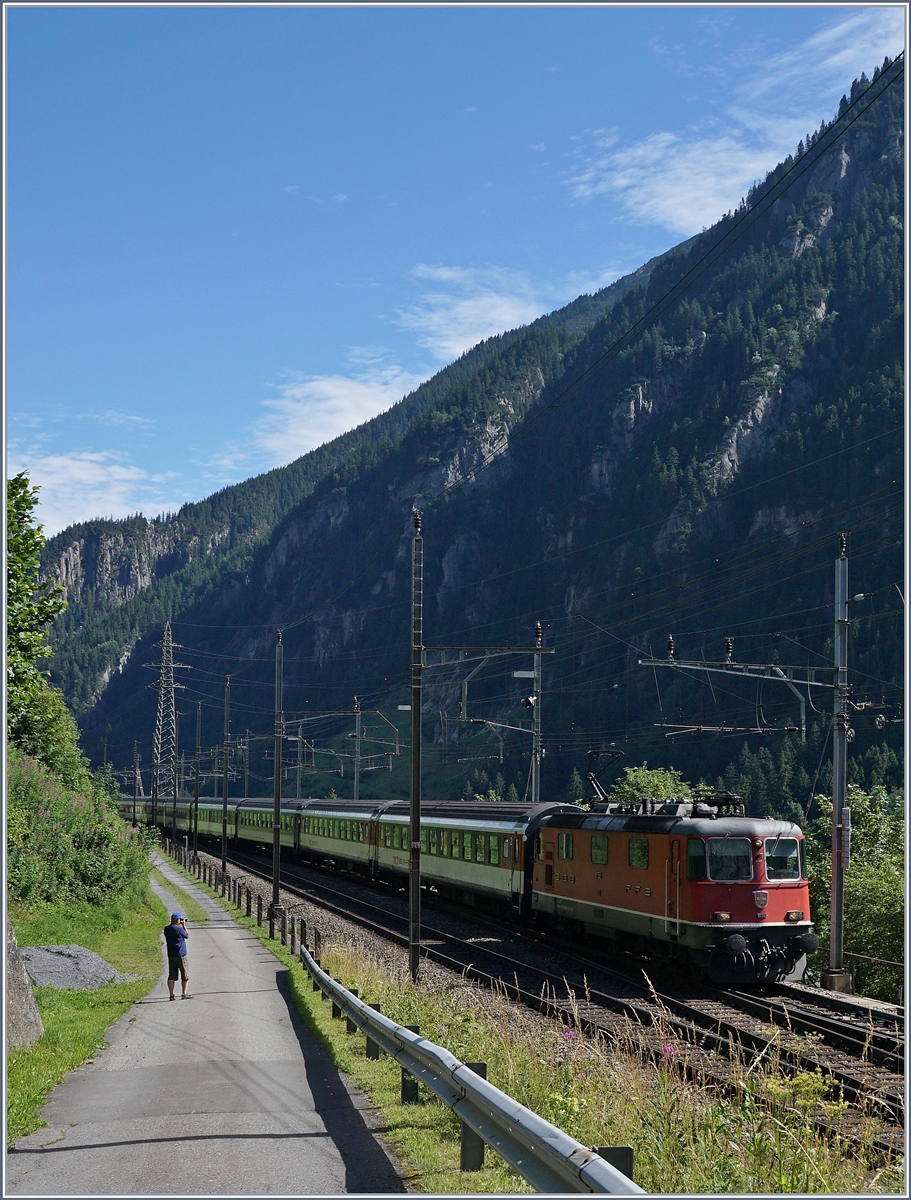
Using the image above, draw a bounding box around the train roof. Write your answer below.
[539,801,803,837]
[194,797,583,828]
[376,800,582,825]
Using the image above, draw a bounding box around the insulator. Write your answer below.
[667,635,675,659]
[724,637,734,662]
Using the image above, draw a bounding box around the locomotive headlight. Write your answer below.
[752,890,769,909]
[712,911,732,922]
[784,910,805,922]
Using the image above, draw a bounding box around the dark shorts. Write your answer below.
[168,955,189,982]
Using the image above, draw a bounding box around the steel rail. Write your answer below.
[223,847,904,1123]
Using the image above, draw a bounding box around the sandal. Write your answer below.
[181,994,192,1000]
[169,995,176,1001]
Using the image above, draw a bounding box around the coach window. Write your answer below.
[557,832,573,860]
[450,831,460,858]
[475,834,486,864]
[628,838,649,869]
[463,831,473,860]
[536,831,545,859]
[707,837,752,881]
[591,835,608,865]
[503,836,511,860]
[429,828,438,855]
[686,838,707,880]
[489,835,500,865]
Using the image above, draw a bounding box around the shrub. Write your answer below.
[7,747,154,906]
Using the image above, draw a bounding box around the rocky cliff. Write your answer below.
[43,62,904,808]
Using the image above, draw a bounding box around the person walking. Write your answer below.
[164,912,191,1000]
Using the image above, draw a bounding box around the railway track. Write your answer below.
[212,845,904,1157]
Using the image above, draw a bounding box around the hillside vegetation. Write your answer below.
[42,63,903,816]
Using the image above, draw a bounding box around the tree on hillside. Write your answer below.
[803,784,903,1002]
[607,763,693,805]
[6,474,95,789]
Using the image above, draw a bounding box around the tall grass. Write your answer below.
[311,934,903,1194]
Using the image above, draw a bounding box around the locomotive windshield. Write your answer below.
[707,837,753,881]
[764,837,801,880]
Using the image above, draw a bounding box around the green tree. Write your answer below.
[564,767,586,805]
[5,474,106,793]
[7,473,66,737]
[607,763,693,805]
[803,784,903,1002]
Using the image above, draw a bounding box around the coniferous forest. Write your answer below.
[41,62,903,824]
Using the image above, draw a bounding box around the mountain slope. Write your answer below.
[46,62,904,813]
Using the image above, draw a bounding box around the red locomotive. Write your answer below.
[531,793,818,984]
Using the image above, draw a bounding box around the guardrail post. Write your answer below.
[401,1026,420,1103]
[281,909,288,946]
[257,895,263,926]
[299,919,307,950]
[312,958,321,991]
[346,989,358,1033]
[269,904,275,940]
[597,1147,635,1182]
[314,929,322,959]
[221,872,227,897]
[366,1004,382,1059]
[460,1063,487,1170]
[246,887,252,917]
[332,981,342,1019]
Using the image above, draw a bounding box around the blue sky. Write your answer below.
[6,3,905,535]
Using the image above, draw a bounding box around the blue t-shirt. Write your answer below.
[163,922,189,957]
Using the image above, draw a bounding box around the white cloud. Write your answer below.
[741,9,904,107]
[283,184,300,193]
[249,359,426,469]
[395,265,544,360]
[568,8,905,237]
[77,409,155,429]
[571,130,780,237]
[7,450,183,536]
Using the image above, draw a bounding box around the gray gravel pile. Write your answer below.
[21,945,136,990]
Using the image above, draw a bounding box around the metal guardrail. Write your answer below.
[300,945,643,1194]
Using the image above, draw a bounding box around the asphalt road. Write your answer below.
[7,855,406,1195]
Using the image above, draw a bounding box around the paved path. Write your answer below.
[8,855,406,1195]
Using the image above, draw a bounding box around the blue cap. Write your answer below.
[171,912,184,921]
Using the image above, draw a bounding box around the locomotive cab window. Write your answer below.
[765,837,800,881]
[686,838,707,881]
[557,832,573,860]
[628,838,649,870]
[590,835,608,865]
[707,837,752,881]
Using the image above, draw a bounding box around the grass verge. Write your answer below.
[186,860,906,1194]
[149,864,209,925]
[7,875,167,1146]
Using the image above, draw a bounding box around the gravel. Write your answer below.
[20,945,137,990]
